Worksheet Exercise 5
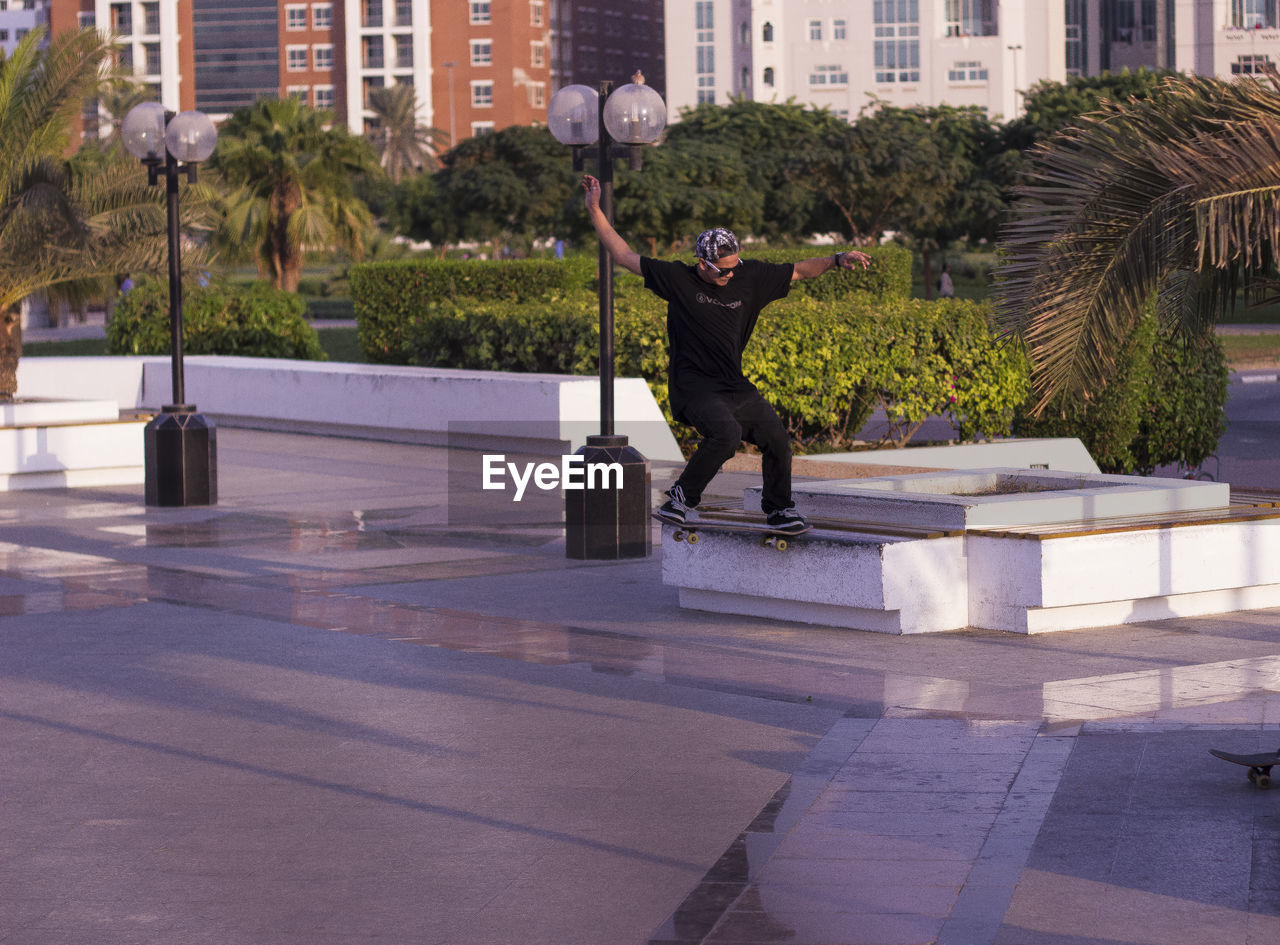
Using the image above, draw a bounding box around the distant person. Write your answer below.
[580,173,870,535]
[554,239,565,261]
[938,263,954,299]
[119,275,134,294]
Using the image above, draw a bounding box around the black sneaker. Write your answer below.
[655,484,692,525]
[766,507,810,534]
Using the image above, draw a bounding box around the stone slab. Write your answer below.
[758,468,1229,531]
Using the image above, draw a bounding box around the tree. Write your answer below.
[1005,68,1176,152]
[0,27,179,399]
[663,98,849,239]
[212,97,380,291]
[366,83,449,183]
[807,103,1015,294]
[995,73,1280,410]
[393,124,578,254]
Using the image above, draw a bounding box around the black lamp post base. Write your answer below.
[144,405,218,507]
[565,434,650,560]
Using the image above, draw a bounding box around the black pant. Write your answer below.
[674,388,792,513]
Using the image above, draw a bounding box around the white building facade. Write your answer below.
[665,1,1280,123]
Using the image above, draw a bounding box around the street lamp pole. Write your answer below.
[548,75,666,559]
[595,79,616,436]
[122,102,219,507]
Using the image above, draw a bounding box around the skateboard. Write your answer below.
[651,511,812,550]
[1209,747,1280,788]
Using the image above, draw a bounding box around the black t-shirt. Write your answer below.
[640,257,793,409]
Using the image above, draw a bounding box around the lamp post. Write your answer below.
[548,73,666,560]
[122,101,219,507]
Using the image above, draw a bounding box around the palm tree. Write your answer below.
[212,97,380,292]
[0,27,176,399]
[366,83,449,183]
[995,73,1280,412]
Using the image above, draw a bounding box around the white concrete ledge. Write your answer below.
[17,356,682,460]
[818,439,1100,474]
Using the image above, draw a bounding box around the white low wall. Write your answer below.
[16,357,683,460]
[819,439,1100,474]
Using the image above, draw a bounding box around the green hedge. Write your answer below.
[351,244,911,364]
[107,278,327,361]
[401,293,1028,449]
[1014,314,1227,474]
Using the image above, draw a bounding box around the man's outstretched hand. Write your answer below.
[839,250,872,270]
[582,175,602,213]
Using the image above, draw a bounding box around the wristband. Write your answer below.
[834,252,844,269]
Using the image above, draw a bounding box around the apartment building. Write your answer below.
[38,1,559,148]
[0,0,44,55]
[665,1,1280,122]
[550,0,666,100]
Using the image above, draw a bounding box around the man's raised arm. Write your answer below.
[792,248,871,281]
[581,175,643,276]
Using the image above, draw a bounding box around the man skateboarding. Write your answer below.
[581,174,870,534]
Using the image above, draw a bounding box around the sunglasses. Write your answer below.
[701,258,742,275]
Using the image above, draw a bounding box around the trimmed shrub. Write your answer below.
[353,245,911,364]
[107,278,326,361]
[1013,315,1227,474]
[401,293,1028,450]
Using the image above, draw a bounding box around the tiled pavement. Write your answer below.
[4,428,1280,945]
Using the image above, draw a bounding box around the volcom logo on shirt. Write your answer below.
[695,292,743,309]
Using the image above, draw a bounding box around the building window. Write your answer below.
[947,59,988,81]
[142,2,160,35]
[696,1,715,103]
[395,0,411,26]
[314,44,334,70]
[944,0,996,37]
[1233,0,1277,28]
[314,85,335,108]
[116,44,133,71]
[363,75,385,107]
[471,81,493,106]
[874,0,920,84]
[287,85,310,104]
[529,84,546,107]
[740,21,749,45]
[313,3,332,29]
[111,3,132,34]
[762,66,774,86]
[1065,0,1086,76]
[1233,53,1273,74]
[286,4,307,30]
[395,35,413,69]
[1109,0,1156,43]
[470,40,492,66]
[833,19,847,40]
[143,42,161,75]
[809,19,822,41]
[286,45,308,72]
[363,0,382,29]
[471,122,495,136]
[531,1,544,26]
[809,64,848,86]
[762,21,773,42]
[470,1,491,25]
[0,29,8,41]
[531,41,545,68]
[364,35,384,69]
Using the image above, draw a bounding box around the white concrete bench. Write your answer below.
[16,356,683,461]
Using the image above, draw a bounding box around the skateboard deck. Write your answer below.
[652,511,811,550]
[1209,748,1280,788]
